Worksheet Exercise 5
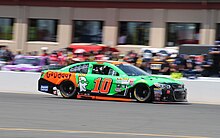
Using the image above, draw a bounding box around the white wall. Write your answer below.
[0,71,220,104]
[181,78,220,104]
[0,71,40,93]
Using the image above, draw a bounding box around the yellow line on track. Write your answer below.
[0,127,209,138]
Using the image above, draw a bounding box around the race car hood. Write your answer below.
[146,75,183,84]
[133,75,183,86]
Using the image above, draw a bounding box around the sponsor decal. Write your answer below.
[116,78,130,85]
[115,84,127,93]
[154,88,162,94]
[40,85,49,91]
[154,88,162,101]
[46,72,71,79]
[78,76,88,92]
[129,79,134,86]
[79,74,86,77]
[115,88,122,92]
[115,84,122,92]
[69,64,89,73]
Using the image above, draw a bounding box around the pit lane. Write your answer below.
[0,92,219,138]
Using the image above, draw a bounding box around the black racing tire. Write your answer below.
[133,83,152,103]
[59,81,77,99]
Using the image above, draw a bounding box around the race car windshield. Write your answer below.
[117,64,150,76]
[14,58,40,66]
[0,58,5,61]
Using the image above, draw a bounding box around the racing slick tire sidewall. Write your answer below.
[133,84,152,103]
[59,81,77,99]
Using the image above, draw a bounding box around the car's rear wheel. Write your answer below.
[59,81,77,99]
[133,84,152,103]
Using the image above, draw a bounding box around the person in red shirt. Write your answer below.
[41,47,49,57]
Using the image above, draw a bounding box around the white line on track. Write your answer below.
[0,127,209,138]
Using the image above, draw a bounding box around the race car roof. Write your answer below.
[95,60,126,65]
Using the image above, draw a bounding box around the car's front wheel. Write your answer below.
[133,84,152,103]
[59,81,77,99]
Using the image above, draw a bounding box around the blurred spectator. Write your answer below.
[183,55,198,78]
[0,46,6,59]
[208,46,220,77]
[124,50,138,65]
[49,52,59,63]
[158,55,170,75]
[140,61,152,74]
[88,51,95,62]
[32,51,38,56]
[111,52,119,61]
[118,34,127,44]
[2,46,14,62]
[65,51,74,65]
[95,50,104,60]
[186,55,196,70]
[136,55,143,67]
[142,49,153,60]
[201,54,213,77]
[3,43,220,79]
[118,54,125,62]
[41,47,49,56]
[172,54,187,72]
[56,49,67,65]
[104,45,112,59]
[14,50,23,59]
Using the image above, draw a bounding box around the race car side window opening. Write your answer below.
[117,64,150,76]
[69,64,89,74]
[92,65,119,76]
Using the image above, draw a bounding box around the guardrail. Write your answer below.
[0,71,220,104]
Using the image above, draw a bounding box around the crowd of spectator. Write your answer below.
[1,45,220,78]
[0,46,14,62]
[123,48,220,78]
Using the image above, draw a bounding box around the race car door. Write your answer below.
[85,64,119,95]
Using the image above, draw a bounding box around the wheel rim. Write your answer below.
[134,86,151,102]
[61,82,75,97]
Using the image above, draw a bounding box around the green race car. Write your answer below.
[38,61,187,103]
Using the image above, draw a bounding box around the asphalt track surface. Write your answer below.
[0,92,220,138]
